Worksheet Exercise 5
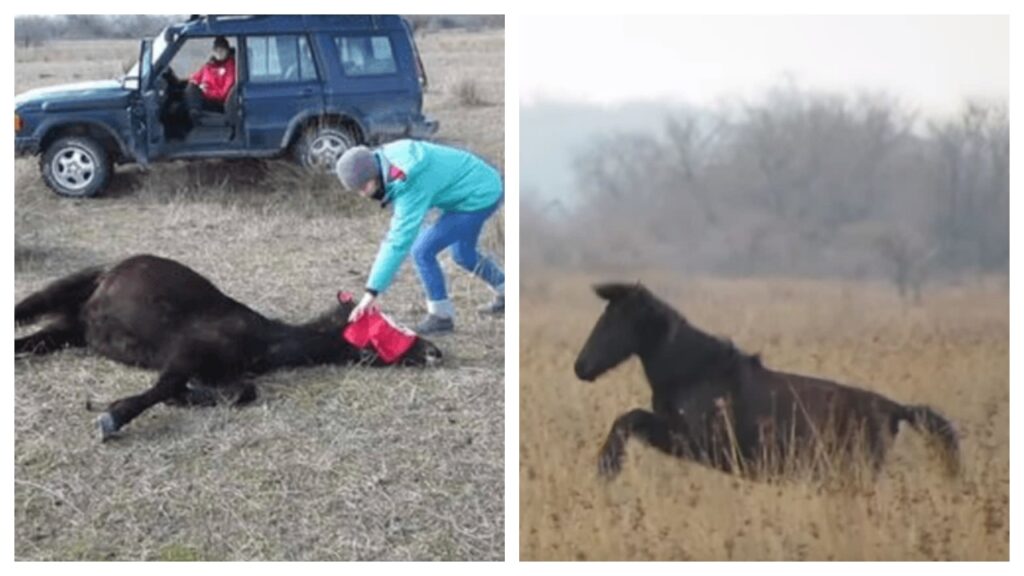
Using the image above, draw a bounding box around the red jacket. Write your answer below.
[190,56,236,103]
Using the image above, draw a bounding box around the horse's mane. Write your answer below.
[634,285,762,374]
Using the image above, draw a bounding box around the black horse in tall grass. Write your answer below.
[574,282,959,480]
[15,254,442,441]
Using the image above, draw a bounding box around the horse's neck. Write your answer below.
[638,319,738,393]
[260,320,343,370]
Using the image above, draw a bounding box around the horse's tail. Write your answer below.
[900,404,960,476]
[15,265,105,326]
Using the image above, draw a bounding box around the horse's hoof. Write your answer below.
[96,413,118,442]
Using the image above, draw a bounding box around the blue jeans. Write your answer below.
[412,197,504,302]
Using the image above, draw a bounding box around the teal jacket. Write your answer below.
[367,140,503,294]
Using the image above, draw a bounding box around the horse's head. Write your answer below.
[330,292,442,367]
[397,335,443,367]
[574,282,668,382]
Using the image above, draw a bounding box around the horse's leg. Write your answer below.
[15,320,85,356]
[232,382,257,406]
[162,383,220,408]
[96,370,188,441]
[162,381,257,408]
[598,409,692,478]
[864,416,897,476]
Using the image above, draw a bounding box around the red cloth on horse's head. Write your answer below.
[338,291,417,364]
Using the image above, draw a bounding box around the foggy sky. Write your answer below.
[520,15,1008,116]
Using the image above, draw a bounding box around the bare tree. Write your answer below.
[663,113,723,227]
[875,229,937,303]
[929,101,1009,272]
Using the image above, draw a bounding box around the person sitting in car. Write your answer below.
[184,36,236,120]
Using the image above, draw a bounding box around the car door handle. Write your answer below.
[300,87,315,97]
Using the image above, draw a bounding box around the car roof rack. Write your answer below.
[187,15,261,23]
[183,14,392,32]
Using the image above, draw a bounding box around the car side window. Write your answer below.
[168,37,236,80]
[247,34,318,83]
[335,35,398,76]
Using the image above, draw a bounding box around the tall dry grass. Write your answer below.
[520,272,1008,560]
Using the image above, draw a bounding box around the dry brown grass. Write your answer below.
[15,30,504,561]
[519,271,1008,560]
[418,31,504,169]
[453,78,489,108]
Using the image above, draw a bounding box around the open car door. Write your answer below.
[129,39,166,165]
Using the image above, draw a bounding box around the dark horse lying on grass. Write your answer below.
[15,254,442,441]
[574,283,959,480]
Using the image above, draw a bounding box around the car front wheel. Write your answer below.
[294,124,358,174]
[40,136,112,198]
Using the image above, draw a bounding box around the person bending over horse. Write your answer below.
[336,140,505,335]
[184,35,235,120]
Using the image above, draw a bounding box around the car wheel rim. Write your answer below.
[308,133,350,171]
[51,145,97,193]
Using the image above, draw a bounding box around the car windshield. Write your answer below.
[122,29,170,90]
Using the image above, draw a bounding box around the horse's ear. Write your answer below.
[593,283,636,302]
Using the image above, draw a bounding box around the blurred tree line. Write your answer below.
[523,86,1008,299]
[15,15,181,46]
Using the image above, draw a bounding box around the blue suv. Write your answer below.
[14,15,438,197]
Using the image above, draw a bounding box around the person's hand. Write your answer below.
[199,82,209,93]
[348,292,378,322]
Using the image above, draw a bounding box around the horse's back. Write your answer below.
[756,368,903,416]
[739,366,903,457]
[99,255,227,304]
[80,255,258,368]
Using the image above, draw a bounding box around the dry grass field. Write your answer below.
[520,271,1008,560]
[14,29,504,561]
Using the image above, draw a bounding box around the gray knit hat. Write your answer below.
[335,146,378,191]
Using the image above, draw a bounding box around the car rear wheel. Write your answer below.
[40,136,112,198]
[294,124,358,174]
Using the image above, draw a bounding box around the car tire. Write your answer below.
[294,124,358,174]
[40,136,112,198]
